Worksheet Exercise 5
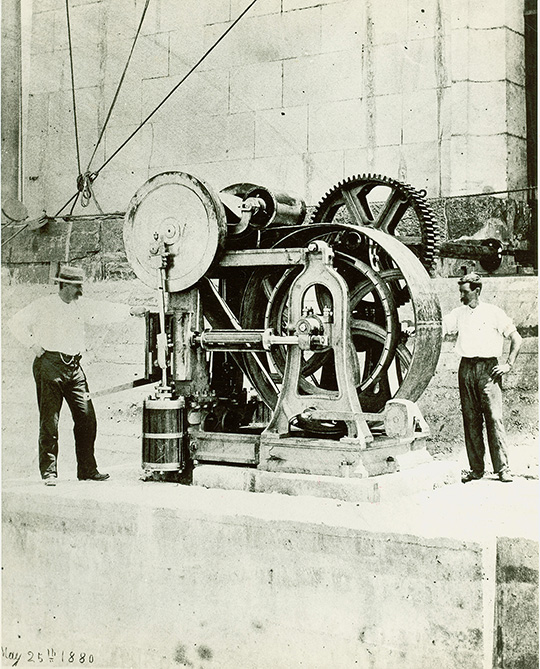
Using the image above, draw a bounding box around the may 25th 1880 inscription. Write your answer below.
[1,646,95,667]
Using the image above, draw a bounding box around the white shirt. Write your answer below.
[9,293,132,355]
[443,300,516,358]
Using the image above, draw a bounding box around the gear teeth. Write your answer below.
[310,173,440,273]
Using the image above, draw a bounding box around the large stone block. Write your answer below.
[180,113,253,164]
[320,1,365,54]
[68,2,103,49]
[407,0,439,40]
[401,141,440,194]
[506,134,528,192]
[506,81,527,139]
[3,263,53,286]
[65,44,104,90]
[374,94,402,147]
[450,27,469,82]
[99,217,126,254]
[4,220,69,264]
[255,106,308,158]
[168,25,208,77]
[506,27,526,86]
[450,80,469,136]
[103,123,154,172]
[203,8,321,69]
[343,146,371,177]
[26,93,50,140]
[371,144,402,178]
[308,98,365,153]
[141,0,218,35]
[230,60,283,113]
[467,134,509,194]
[69,219,100,256]
[402,89,439,145]
[30,9,56,55]
[33,0,63,12]
[148,121,190,167]
[28,49,64,95]
[93,168,150,213]
[302,150,345,204]
[468,0,524,33]
[468,81,508,136]
[467,27,507,81]
[199,0,231,26]
[105,0,154,41]
[372,42,406,96]
[402,38,438,93]
[250,153,307,197]
[99,79,143,130]
[283,49,363,108]
[369,0,408,45]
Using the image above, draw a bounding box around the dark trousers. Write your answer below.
[458,357,509,476]
[33,351,98,479]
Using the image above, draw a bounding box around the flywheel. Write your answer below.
[239,223,442,418]
[310,174,440,274]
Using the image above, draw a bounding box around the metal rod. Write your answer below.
[158,263,169,387]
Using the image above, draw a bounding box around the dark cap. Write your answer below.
[54,265,85,285]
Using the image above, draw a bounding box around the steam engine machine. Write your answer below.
[124,171,444,482]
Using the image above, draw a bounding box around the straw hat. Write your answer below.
[54,265,86,284]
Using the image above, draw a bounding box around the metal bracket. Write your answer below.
[263,240,373,446]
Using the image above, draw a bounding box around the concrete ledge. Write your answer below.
[2,477,538,668]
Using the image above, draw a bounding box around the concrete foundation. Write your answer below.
[192,460,458,503]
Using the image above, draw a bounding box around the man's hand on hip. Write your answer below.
[492,362,511,379]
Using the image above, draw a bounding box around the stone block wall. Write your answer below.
[22,0,529,220]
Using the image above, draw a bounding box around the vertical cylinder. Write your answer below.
[142,397,185,472]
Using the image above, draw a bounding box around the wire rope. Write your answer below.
[49,0,260,216]
[65,0,82,177]
[85,0,151,172]
[92,0,260,178]
[1,224,29,247]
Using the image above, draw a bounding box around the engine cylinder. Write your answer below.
[244,186,306,229]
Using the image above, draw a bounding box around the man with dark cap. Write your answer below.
[443,272,522,483]
[9,265,144,486]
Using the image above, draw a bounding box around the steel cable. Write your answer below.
[85,0,151,172]
[50,0,260,216]
[92,0,260,178]
[65,0,82,177]
[1,224,30,247]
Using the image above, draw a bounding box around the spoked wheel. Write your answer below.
[310,174,440,275]
[239,223,441,425]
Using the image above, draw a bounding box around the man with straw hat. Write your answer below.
[9,265,144,486]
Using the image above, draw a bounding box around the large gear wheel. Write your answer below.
[310,174,440,274]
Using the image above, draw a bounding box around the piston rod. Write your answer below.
[194,328,327,352]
